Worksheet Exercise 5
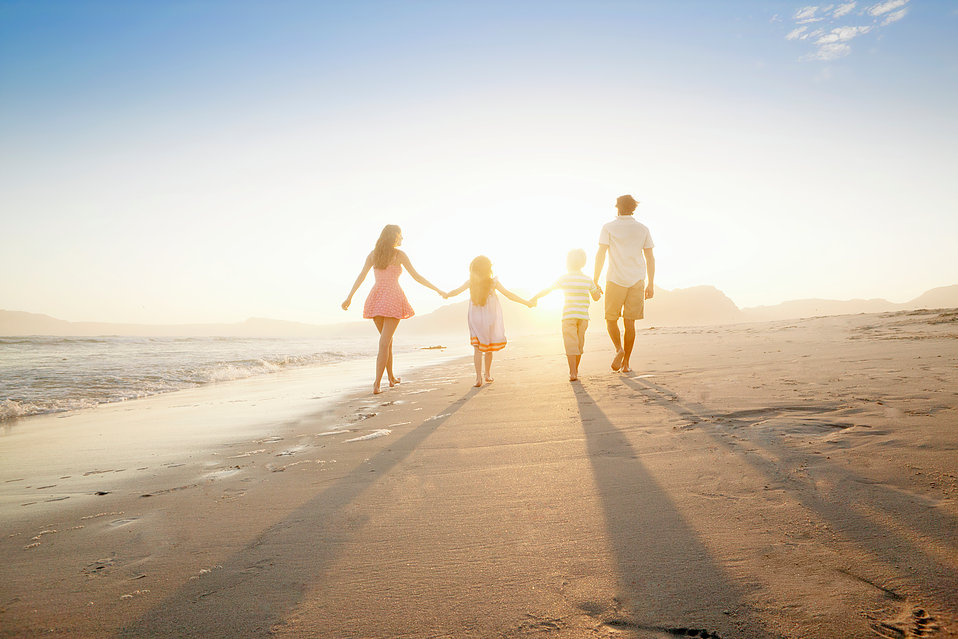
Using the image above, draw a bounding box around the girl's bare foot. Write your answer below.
[389,376,402,387]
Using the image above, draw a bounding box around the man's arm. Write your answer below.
[644,247,655,299]
[593,244,608,295]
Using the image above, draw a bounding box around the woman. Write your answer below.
[342,224,445,394]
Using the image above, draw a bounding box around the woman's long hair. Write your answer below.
[372,225,401,270]
[469,255,494,306]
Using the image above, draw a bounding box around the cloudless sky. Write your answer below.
[2,0,957,325]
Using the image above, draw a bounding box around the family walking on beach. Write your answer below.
[342,195,655,394]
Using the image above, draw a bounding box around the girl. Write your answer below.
[444,255,533,387]
[342,224,445,394]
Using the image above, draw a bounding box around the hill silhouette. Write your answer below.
[2,284,956,337]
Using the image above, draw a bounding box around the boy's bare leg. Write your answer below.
[607,319,624,371]
[621,319,636,373]
[484,352,494,382]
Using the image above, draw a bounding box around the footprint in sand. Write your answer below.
[108,517,139,528]
[870,606,939,638]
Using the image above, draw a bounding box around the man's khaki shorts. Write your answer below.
[605,280,645,321]
[561,318,589,356]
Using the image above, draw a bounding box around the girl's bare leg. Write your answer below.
[473,347,483,387]
[373,317,400,394]
[484,352,494,382]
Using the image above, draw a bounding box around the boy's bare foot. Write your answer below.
[389,376,402,387]
[611,350,624,371]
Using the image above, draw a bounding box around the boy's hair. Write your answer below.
[566,249,587,271]
[469,255,494,306]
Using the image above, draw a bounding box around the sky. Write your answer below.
[2,0,957,326]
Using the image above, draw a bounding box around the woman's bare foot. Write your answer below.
[569,374,578,382]
[373,384,383,394]
[484,375,494,383]
[473,378,483,388]
[611,350,624,371]
[620,365,632,373]
[389,376,402,387]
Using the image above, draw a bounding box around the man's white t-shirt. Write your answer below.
[598,216,654,288]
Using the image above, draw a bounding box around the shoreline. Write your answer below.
[1,312,956,638]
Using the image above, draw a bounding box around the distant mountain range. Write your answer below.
[2,284,957,337]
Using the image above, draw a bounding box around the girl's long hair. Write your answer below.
[469,255,494,306]
[372,225,401,270]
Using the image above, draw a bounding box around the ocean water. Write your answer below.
[0,335,388,421]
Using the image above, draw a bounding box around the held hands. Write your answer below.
[526,297,537,308]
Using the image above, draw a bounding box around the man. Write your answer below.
[593,194,655,373]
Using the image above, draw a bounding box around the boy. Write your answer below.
[532,249,602,381]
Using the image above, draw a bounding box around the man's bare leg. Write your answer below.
[621,319,636,373]
[607,319,624,371]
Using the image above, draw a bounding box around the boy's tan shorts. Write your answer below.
[562,318,589,356]
[605,280,645,321]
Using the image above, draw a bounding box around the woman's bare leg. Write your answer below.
[373,317,400,394]
[484,352,494,382]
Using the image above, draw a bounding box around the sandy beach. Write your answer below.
[1,309,956,638]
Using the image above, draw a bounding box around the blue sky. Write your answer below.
[2,1,956,325]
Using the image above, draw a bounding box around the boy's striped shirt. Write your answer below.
[557,273,598,320]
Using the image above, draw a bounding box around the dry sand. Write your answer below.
[1,309,956,638]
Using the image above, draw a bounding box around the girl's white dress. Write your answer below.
[468,284,506,352]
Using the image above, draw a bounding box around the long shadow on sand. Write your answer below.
[118,388,478,639]
[573,384,777,639]
[618,375,958,615]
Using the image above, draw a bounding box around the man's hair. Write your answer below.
[567,249,587,271]
[616,194,638,215]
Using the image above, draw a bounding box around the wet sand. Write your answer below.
[1,309,956,638]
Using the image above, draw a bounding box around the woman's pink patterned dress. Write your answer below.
[363,263,415,320]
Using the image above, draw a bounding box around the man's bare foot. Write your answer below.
[484,375,494,383]
[373,384,382,394]
[611,350,624,371]
[621,365,632,373]
[473,378,483,388]
[569,375,578,382]
[389,376,402,387]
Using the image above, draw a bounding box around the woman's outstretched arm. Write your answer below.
[495,280,535,307]
[397,251,444,296]
[342,253,374,310]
